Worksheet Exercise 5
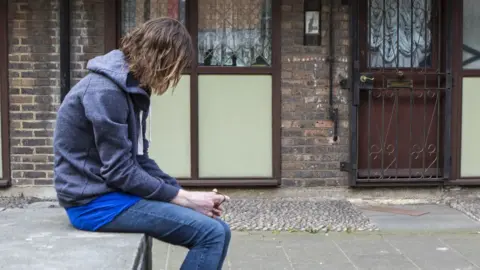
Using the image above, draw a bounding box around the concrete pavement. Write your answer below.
[154,203,480,270]
[153,232,480,270]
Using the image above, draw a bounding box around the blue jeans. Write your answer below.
[97,199,231,270]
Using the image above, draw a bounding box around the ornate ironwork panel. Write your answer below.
[358,83,444,180]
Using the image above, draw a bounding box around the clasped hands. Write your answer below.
[171,188,231,218]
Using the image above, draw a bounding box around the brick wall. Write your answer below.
[8,0,60,186]
[7,0,105,186]
[280,0,350,187]
[71,0,104,86]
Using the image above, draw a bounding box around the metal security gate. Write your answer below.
[345,0,453,186]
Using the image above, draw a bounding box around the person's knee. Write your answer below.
[211,220,227,240]
[202,220,226,245]
[220,220,231,242]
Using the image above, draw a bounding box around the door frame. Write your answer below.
[104,0,282,187]
[0,0,11,187]
[347,0,454,187]
[447,0,480,185]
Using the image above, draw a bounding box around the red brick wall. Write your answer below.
[7,0,105,186]
[280,0,350,187]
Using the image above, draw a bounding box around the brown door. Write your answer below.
[357,0,445,181]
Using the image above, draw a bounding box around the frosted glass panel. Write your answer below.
[147,75,191,178]
[461,78,480,177]
[199,75,272,177]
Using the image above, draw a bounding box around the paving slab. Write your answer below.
[0,208,146,270]
[333,234,419,270]
[437,234,480,268]
[227,233,293,270]
[362,204,480,232]
[384,234,478,270]
[280,233,357,270]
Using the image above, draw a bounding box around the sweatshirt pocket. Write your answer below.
[84,148,101,176]
[80,148,105,196]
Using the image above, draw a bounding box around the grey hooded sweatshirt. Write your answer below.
[54,50,181,208]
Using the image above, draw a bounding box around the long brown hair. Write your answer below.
[120,17,193,95]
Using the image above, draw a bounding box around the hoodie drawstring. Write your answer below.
[148,106,152,142]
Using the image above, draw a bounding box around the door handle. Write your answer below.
[356,73,374,106]
[360,75,374,83]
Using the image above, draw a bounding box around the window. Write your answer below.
[121,0,272,67]
[461,0,480,177]
[119,0,277,181]
[121,0,187,35]
[463,0,480,69]
[197,0,272,67]
[367,0,432,68]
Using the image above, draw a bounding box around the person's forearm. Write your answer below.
[137,154,181,188]
[170,189,191,207]
[104,160,180,202]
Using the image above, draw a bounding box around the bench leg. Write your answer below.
[144,235,153,270]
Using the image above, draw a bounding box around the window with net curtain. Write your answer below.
[198,0,272,67]
[367,0,432,68]
[121,0,272,67]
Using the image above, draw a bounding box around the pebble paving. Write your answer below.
[447,197,480,222]
[221,198,378,232]
[0,196,41,209]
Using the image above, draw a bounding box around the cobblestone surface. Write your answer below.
[0,196,55,210]
[446,197,480,222]
[221,199,377,232]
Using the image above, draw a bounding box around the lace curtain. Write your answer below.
[120,0,271,67]
[368,0,432,68]
[197,0,272,67]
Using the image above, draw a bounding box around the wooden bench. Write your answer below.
[0,206,152,270]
